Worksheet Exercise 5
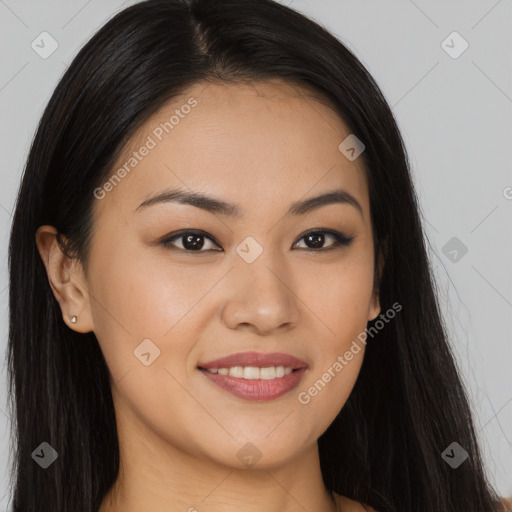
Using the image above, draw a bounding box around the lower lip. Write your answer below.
[199,368,307,401]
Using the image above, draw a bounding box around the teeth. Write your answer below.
[205,365,295,379]
[228,366,244,378]
[260,366,276,380]
[244,366,260,379]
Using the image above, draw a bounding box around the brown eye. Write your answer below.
[160,229,354,254]
[294,230,354,251]
[161,230,222,252]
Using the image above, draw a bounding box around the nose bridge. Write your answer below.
[221,238,299,333]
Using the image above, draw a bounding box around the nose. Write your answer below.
[221,253,299,336]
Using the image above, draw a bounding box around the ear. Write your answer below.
[35,225,94,333]
[368,240,386,322]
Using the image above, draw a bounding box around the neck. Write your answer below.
[99,397,339,512]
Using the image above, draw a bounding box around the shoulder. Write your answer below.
[499,497,512,511]
[335,494,512,512]
[333,493,378,512]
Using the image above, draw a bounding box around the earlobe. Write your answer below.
[368,294,381,322]
[35,225,94,333]
[368,241,386,321]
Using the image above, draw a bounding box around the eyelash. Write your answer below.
[159,229,354,254]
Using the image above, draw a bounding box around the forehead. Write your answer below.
[93,79,369,221]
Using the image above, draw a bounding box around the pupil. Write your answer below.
[307,233,324,249]
[184,234,204,250]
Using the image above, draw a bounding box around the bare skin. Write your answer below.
[36,79,381,512]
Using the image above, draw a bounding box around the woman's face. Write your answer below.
[80,80,380,468]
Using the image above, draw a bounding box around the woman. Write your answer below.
[7,0,510,511]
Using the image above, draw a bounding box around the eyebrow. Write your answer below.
[136,187,363,218]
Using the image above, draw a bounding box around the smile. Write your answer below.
[197,351,308,401]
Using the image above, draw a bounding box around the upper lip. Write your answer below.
[198,351,308,370]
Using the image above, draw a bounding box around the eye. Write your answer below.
[160,229,354,253]
[160,230,221,252]
[293,230,354,251]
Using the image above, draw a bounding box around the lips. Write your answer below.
[198,351,308,370]
[197,351,308,402]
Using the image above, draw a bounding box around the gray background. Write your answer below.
[0,0,511,508]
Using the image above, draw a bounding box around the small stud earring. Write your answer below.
[70,316,77,324]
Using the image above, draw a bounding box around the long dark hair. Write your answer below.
[7,0,504,511]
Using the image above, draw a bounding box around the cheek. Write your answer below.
[86,245,215,448]
[294,303,367,438]
[296,247,375,338]
[296,353,364,434]
[291,250,373,426]
[86,240,216,381]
